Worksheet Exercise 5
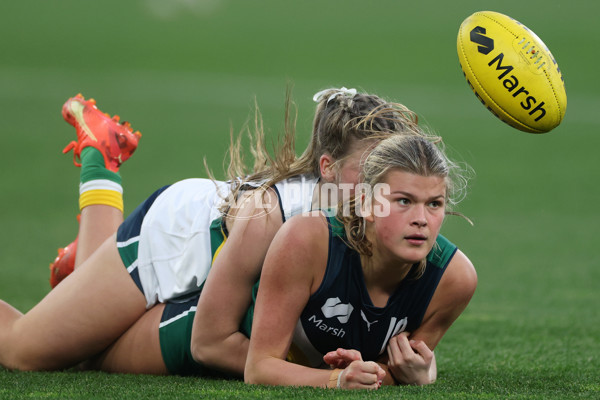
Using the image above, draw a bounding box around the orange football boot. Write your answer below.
[49,214,81,288]
[62,94,141,172]
[49,236,78,288]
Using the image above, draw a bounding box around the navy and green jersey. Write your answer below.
[242,213,457,367]
[292,214,456,366]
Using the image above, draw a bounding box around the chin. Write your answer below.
[399,249,429,264]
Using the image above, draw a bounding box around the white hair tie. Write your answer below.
[313,87,357,104]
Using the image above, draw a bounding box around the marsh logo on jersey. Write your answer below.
[321,297,354,323]
[306,297,353,339]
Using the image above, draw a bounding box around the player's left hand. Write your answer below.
[386,332,435,385]
[323,348,363,369]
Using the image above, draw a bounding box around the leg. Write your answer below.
[0,235,146,371]
[84,304,168,375]
[50,203,123,286]
[76,205,123,267]
[50,95,141,286]
[66,94,140,267]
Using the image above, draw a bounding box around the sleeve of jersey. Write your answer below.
[428,234,458,269]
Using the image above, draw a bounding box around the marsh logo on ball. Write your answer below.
[470,26,494,55]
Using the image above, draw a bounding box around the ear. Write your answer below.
[319,154,336,182]
[361,192,375,223]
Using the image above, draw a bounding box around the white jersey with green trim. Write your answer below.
[130,174,319,307]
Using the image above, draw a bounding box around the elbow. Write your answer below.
[243,356,261,385]
[243,364,257,384]
[190,339,214,366]
[244,371,266,386]
[190,323,226,366]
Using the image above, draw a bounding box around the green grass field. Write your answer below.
[1,0,598,398]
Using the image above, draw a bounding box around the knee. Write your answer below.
[0,340,64,372]
[1,347,45,371]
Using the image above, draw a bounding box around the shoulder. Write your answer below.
[225,187,283,232]
[261,211,330,292]
[437,249,477,309]
[273,211,330,251]
[234,187,281,217]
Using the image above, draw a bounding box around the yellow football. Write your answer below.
[457,11,567,133]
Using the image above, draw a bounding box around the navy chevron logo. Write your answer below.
[470,26,494,55]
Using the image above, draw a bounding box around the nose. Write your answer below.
[411,205,427,227]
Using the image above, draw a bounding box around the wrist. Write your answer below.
[327,369,343,389]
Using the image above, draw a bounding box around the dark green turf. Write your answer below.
[0,1,598,398]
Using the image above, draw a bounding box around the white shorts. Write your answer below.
[117,178,229,308]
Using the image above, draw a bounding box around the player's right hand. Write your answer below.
[338,360,386,390]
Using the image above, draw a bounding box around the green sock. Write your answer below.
[79,148,122,185]
[78,147,124,212]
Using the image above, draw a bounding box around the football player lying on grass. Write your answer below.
[244,134,477,388]
[0,89,476,388]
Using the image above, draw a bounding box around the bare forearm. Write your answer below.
[245,357,332,388]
